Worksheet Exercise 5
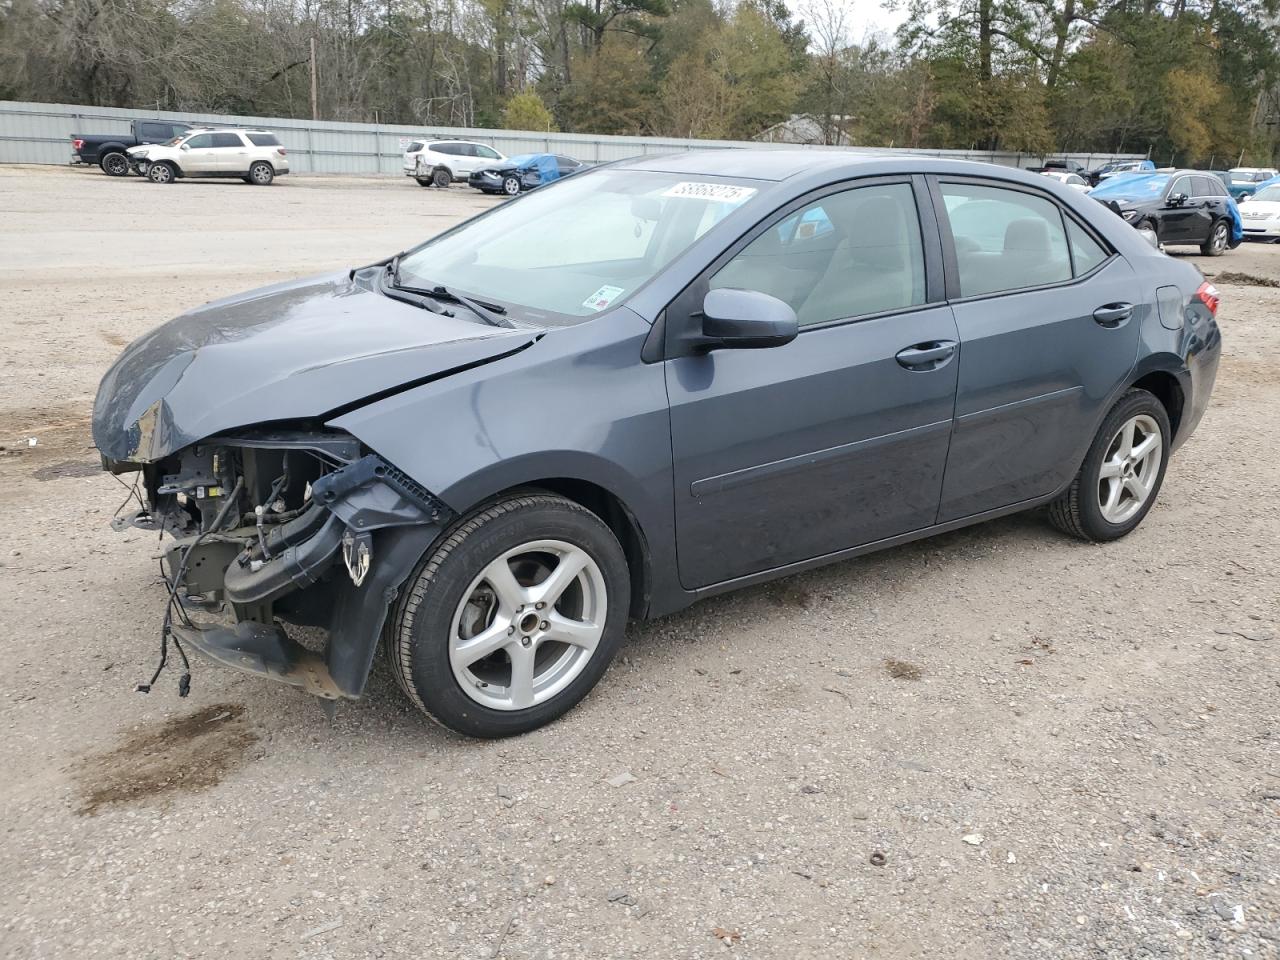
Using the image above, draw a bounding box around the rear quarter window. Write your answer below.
[247,133,281,147]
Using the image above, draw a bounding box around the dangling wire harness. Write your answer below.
[137,477,244,697]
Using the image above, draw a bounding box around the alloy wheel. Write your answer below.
[1097,414,1162,524]
[251,163,273,184]
[502,176,521,196]
[148,163,173,184]
[1212,222,1228,252]
[449,539,607,711]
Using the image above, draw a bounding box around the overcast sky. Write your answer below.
[811,0,912,42]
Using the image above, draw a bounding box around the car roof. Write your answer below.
[616,149,1093,185]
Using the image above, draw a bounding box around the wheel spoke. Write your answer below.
[1124,474,1151,503]
[529,547,589,607]
[1099,457,1124,479]
[482,556,528,612]
[1130,432,1159,462]
[1103,476,1123,512]
[1118,420,1136,458]
[452,619,512,669]
[507,645,537,709]
[542,611,603,653]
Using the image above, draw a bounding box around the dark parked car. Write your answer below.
[71,119,193,177]
[93,151,1221,738]
[1033,158,1088,176]
[1089,169,1240,255]
[1085,158,1155,186]
[468,153,587,195]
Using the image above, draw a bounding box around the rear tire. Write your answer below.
[249,161,274,185]
[432,167,451,188]
[385,493,630,738]
[1201,218,1229,256]
[1048,388,1171,542]
[100,152,129,177]
[146,161,176,184]
[415,177,432,187]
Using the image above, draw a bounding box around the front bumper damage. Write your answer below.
[111,431,453,704]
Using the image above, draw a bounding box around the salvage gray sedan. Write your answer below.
[93,150,1221,737]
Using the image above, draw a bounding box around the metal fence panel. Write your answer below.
[0,99,1142,174]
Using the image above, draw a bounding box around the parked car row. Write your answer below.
[400,137,589,195]
[71,120,288,185]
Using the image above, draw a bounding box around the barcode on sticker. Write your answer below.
[661,182,758,203]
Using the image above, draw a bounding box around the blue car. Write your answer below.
[469,153,588,196]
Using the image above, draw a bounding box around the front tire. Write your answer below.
[386,494,630,738]
[1048,389,1171,542]
[502,175,521,197]
[100,152,129,177]
[146,161,176,184]
[1201,219,1229,256]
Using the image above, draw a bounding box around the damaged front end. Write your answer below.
[110,430,453,706]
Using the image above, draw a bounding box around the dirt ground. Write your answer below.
[1,165,1277,960]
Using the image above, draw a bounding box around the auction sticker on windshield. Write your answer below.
[662,182,758,203]
[583,285,626,311]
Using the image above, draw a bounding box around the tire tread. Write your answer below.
[384,492,604,732]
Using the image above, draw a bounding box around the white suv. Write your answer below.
[403,139,506,188]
[129,128,289,185]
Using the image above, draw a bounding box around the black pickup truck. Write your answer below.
[71,119,193,176]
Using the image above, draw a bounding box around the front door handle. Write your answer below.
[895,340,956,371]
[1093,302,1134,327]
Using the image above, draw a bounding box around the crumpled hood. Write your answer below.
[93,271,539,462]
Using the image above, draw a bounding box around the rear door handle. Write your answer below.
[1093,303,1134,327]
[895,340,956,371]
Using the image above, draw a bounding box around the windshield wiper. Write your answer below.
[402,283,511,328]
[384,257,512,327]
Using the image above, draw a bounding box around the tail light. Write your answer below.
[1193,281,1220,316]
[72,138,84,151]
[276,148,287,156]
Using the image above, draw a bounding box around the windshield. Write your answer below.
[1252,184,1280,203]
[396,169,762,321]
[1089,173,1170,201]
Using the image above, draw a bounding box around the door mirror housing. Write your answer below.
[1167,192,1188,206]
[180,143,191,151]
[698,289,798,351]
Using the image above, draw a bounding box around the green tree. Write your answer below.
[503,90,558,130]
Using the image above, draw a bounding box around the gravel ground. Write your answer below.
[1,166,1277,960]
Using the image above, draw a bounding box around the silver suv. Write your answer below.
[129,128,289,185]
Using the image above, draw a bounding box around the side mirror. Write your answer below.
[181,143,191,151]
[1136,226,1160,249]
[698,289,798,350]
[1168,192,1187,206]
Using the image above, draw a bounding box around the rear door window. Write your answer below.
[1066,219,1109,276]
[210,132,245,148]
[940,182,1071,297]
[138,122,171,141]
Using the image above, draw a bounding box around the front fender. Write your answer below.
[328,307,685,617]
